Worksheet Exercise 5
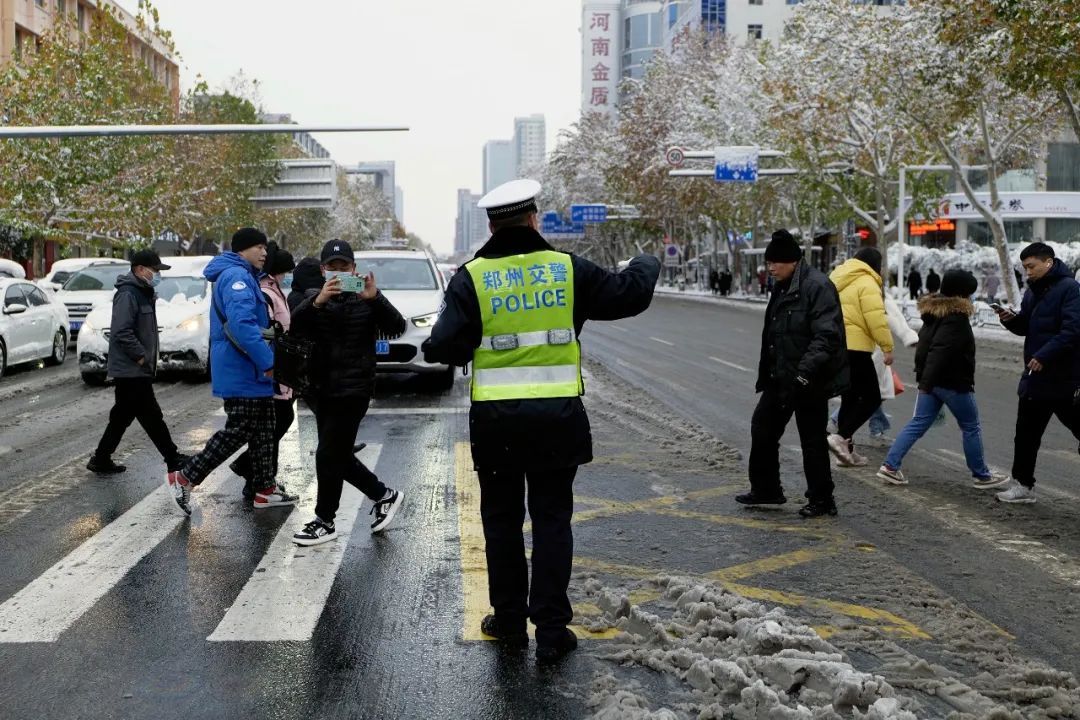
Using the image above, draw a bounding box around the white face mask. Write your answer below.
[149,272,162,288]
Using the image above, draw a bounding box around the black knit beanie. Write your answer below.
[231,227,268,254]
[764,229,803,263]
[941,269,978,298]
[265,243,295,275]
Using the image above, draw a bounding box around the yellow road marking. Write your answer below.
[454,443,620,642]
[708,547,842,582]
[572,555,931,641]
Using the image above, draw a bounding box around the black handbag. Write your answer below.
[273,332,316,395]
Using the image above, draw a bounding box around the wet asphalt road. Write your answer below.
[581,294,1080,680]
[0,295,1078,719]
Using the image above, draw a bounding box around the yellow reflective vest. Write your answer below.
[466,250,583,402]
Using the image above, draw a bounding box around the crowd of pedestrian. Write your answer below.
[738,235,1080,513]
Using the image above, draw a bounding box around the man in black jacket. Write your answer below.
[289,240,407,546]
[993,242,1080,503]
[423,180,660,663]
[88,250,188,475]
[739,230,848,518]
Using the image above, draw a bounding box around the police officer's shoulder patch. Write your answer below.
[231,281,247,291]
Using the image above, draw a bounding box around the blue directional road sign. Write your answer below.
[570,204,608,223]
[542,211,585,236]
[714,146,759,183]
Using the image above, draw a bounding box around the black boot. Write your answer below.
[480,614,528,647]
[536,628,578,664]
[87,455,126,474]
[735,491,787,507]
[799,499,838,518]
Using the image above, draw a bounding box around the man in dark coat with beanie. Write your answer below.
[739,229,848,517]
[165,228,299,517]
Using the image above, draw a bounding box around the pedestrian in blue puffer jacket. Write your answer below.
[991,242,1080,504]
[164,228,298,517]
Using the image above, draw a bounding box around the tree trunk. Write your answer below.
[32,236,44,280]
[875,178,889,289]
[1060,87,1080,148]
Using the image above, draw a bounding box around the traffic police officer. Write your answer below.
[423,179,660,663]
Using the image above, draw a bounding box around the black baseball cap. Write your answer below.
[320,239,354,265]
[130,249,171,271]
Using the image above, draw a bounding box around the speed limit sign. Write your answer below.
[665,146,685,167]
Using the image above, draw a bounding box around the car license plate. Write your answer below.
[70,321,82,332]
[375,340,390,356]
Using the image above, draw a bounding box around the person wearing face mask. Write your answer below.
[88,249,189,475]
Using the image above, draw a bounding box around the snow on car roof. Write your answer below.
[0,258,27,279]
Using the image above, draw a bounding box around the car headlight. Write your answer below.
[82,319,94,333]
[411,312,439,328]
[177,316,204,333]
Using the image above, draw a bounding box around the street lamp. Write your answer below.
[896,164,986,297]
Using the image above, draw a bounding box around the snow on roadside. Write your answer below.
[583,577,920,719]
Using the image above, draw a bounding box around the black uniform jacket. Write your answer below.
[423,225,661,471]
[756,260,849,402]
[914,295,976,393]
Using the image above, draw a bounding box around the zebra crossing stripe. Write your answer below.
[0,471,232,643]
[207,444,383,642]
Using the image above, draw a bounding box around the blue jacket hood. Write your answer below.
[204,252,257,283]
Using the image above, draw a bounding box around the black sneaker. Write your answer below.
[480,614,528,646]
[536,628,578,664]
[370,488,403,533]
[735,491,787,507]
[87,456,126,474]
[293,517,336,546]
[799,499,838,518]
[352,442,367,454]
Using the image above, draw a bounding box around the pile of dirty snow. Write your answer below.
[586,577,920,719]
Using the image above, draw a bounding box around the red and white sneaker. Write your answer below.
[165,470,193,517]
[253,485,298,509]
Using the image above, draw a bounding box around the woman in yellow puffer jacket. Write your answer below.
[828,247,895,466]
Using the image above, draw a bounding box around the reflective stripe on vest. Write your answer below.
[466,250,582,402]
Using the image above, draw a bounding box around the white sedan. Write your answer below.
[77,258,212,385]
[0,278,70,379]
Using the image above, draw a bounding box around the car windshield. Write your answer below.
[63,265,127,291]
[158,276,209,303]
[362,258,437,291]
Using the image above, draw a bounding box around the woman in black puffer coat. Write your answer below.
[877,270,1002,488]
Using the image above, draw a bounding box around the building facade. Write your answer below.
[483,140,515,194]
[454,189,488,255]
[513,114,547,177]
[1,0,180,107]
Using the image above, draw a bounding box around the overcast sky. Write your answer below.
[114,0,583,256]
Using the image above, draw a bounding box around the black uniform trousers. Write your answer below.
[1012,394,1080,488]
[308,395,387,524]
[749,389,834,502]
[232,398,296,487]
[837,350,882,443]
[478,466,576,644]
[94,377,180,467]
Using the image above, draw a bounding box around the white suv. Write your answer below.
[354,249,454,389]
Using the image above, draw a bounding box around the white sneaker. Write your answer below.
[973,472,1010,490]
[826,418,839,436]
[996,480,1036,504]
[826,434,854,464]
[876,465,908,485]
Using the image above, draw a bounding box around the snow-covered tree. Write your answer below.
[764,0,943,280]
[907,0,1065,305]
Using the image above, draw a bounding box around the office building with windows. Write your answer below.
[483,140,516,194]
[1,0,180,107]
[513,115,547,177]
